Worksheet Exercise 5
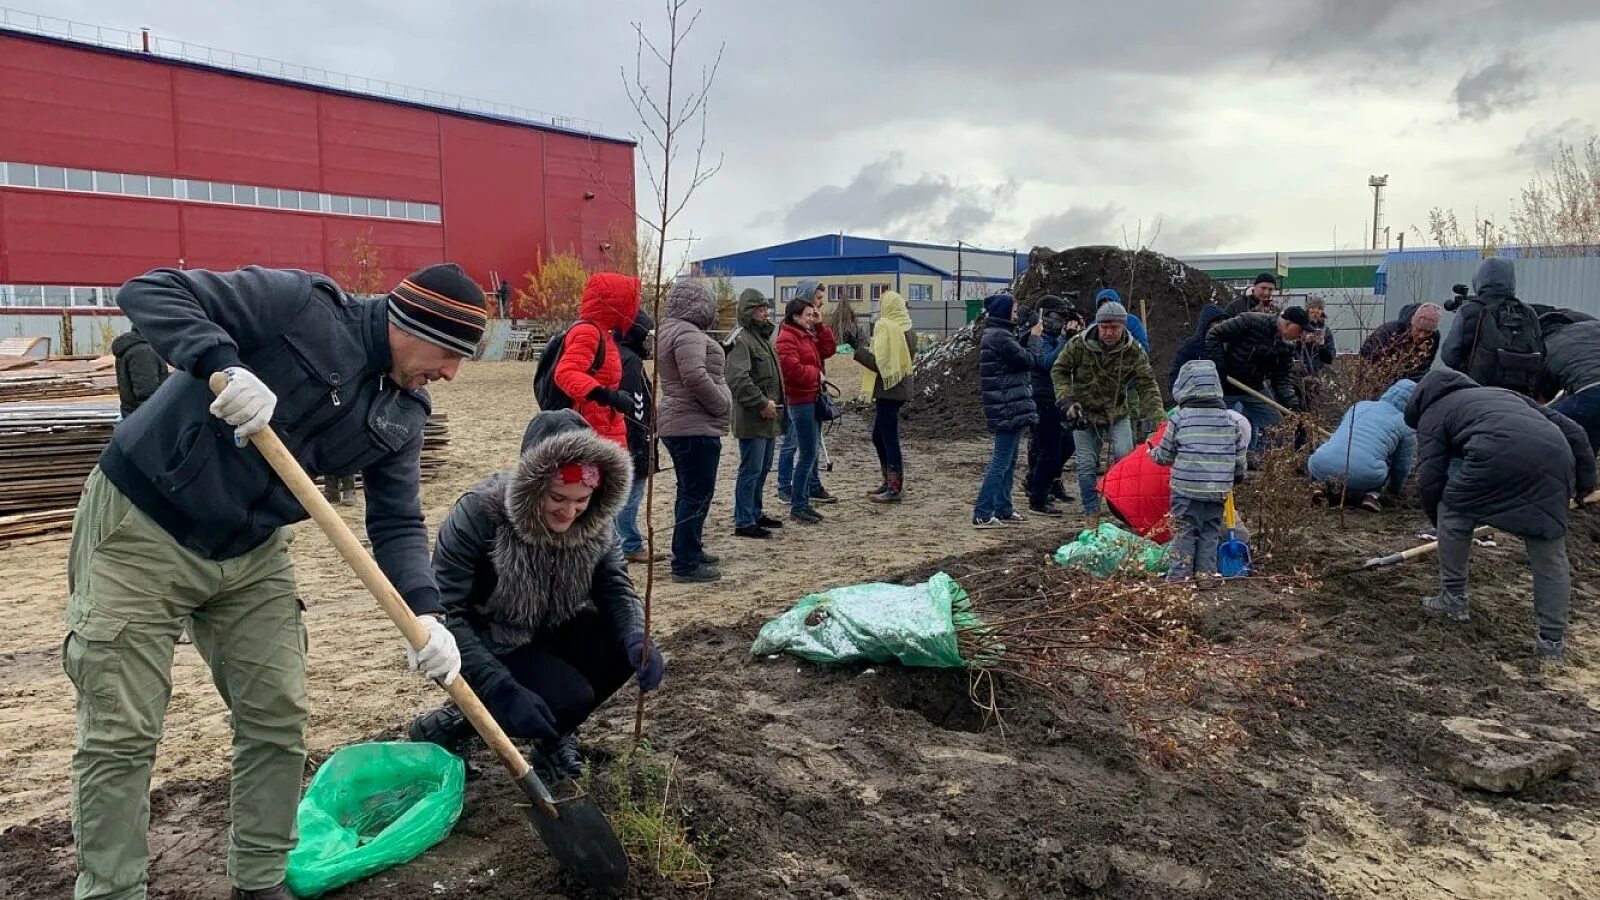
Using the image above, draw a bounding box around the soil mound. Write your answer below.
[903,245,1232,438]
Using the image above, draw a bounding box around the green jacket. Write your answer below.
[1050,328,1162,425]
[724,290,786,439]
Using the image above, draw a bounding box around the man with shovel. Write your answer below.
[66,264,485,900]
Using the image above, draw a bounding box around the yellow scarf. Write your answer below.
[863,290,914,395]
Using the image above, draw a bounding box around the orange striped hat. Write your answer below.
[387,263,488,357]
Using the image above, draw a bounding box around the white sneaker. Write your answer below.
[998,511,1027,524]
[972,516,1005,530]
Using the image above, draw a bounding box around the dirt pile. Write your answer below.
[902,246,1233,438]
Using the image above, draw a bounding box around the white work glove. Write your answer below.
[208,367,277,444]
[406,615,461,685]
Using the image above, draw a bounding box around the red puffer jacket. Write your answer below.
[553,273,640,447]
[775,321,836,404]
[1100,420,1173,544]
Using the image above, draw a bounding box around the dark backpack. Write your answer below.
[532,320,606,410]
[1465,296,1545,395]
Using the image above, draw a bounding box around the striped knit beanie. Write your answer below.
[387,263,488,357]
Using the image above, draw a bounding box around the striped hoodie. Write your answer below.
[1151,360,1247,501]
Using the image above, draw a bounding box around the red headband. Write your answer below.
[558,462,601,488]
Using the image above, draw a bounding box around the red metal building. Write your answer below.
[0,27,636,306]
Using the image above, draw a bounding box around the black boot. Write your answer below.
[534,731,586,782]
[409,703,477,758]
[870,464,888,497]
[232,885,296,900]
[1050,479,1074,503]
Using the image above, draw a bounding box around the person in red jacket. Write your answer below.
[776,293,837,523]
[554,273,642,447]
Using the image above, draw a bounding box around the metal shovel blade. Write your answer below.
[515,768,630,893]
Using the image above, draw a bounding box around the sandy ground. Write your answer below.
[3,357,1598,899]
[0,358,1068,829]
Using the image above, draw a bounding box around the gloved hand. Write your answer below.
[588,387,634,414]
[405,615,461,685]
[1059,401,1086,430]
[625,631,665,692]
[484,679,559,742]
[209,367,277,443]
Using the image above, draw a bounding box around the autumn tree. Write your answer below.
[333,230,388,296]
[516,250,589,326]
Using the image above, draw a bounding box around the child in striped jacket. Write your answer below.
[1151,359,1248,580]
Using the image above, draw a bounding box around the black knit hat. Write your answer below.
[387,263,488,357]
[1253,272,1278,287]
[1280,305,1311,328]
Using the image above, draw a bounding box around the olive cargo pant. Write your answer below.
[65,468,308,899]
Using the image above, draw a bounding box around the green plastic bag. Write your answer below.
[1054,522,1170,578]
[286,742,466,897]
[750,572,979,667]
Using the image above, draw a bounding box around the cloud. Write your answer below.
[1513,118,1594,164]
[1453,54,1538,121]
[1024,205,1126,250]
[781,154,1017,242]
[1159,215,1253,255]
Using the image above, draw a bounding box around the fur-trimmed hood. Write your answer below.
[506,410,633,548]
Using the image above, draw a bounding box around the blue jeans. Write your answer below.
[777,406,825,496]
[1073,419,1135,514]
[974,428,1024,520]
[1552,385,1600,454]
[1227,395,1281,452]
[787,403,821,513]
[614,473,647,554]
[734,437,775,528]
[661,436,721,575]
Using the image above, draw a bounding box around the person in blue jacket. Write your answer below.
[1023,295,1082,515]
[1095,288,1149,352]
[1306,379,1417,511]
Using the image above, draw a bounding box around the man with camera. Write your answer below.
[1441,258,1546,397]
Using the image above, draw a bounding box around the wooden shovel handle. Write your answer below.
[1225,376,1332,438]
[208,373,536,787]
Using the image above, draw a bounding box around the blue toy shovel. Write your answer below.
[1218,493,1251,577]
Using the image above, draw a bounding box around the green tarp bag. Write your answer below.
[1054,522,1170,578]
[286,741,466,897]
[750,572,978,668]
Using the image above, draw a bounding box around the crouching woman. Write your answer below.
[410,409,664,778]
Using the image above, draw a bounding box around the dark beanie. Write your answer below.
[387,263,488,357]
[1280,306,1311,328]
[1253,272,1277,287]
[982,292,1015,320]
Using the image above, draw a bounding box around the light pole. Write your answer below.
[1368,175,1389,251]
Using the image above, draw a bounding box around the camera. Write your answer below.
[1444,283,1470,312]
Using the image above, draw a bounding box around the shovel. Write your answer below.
[1217,491,1251,577]
[1225,376,1332,440]
[1360,490,1600,570]
[209,374,629,893]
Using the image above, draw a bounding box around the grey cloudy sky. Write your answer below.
[39,0,1600,259]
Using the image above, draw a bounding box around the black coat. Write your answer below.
[437,411,644,693]
[616,309,655,476]
[1405,370,1595,540]
[100,267,439,613]
[1170,304,1230,388]
[1203,312,1300,408]
[1360,304,1441,383]
[979,317,1039,433]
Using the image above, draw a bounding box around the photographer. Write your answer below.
[1441,259,1545,397]
[1024,295,1082,515]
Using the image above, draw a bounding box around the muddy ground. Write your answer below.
[3,360,1599,898]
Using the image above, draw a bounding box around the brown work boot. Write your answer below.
[1360,492,1383,513]
[233,884,296,900]
[624,549,665,564]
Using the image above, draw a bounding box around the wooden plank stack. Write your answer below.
[0,356,119,403]
[0,392,452,544]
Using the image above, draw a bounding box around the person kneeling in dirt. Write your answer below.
[1150,360,1247,581]
[1306,379,1417,512]
[1050,301,1162,516]
[410,409,664,779]
[1405,370,1596,662]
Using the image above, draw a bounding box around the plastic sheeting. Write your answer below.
[1054,522,1170,578]
[750,572,977,667]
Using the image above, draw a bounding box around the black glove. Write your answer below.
[1059,401,1087,430]
[587,387,633,414]
[484,680,559,741]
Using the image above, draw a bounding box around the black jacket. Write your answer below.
[1203,312,1300,408]
[1539,315,1600,397]
[979,316,1039,433]
[435,410,644,693]
[1170,304,1229,388]
[1360,304,1441,383]
[99,266,441,614]
[111,329,169,418]
[616,309,655,476]
[1405,370,1595,540]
